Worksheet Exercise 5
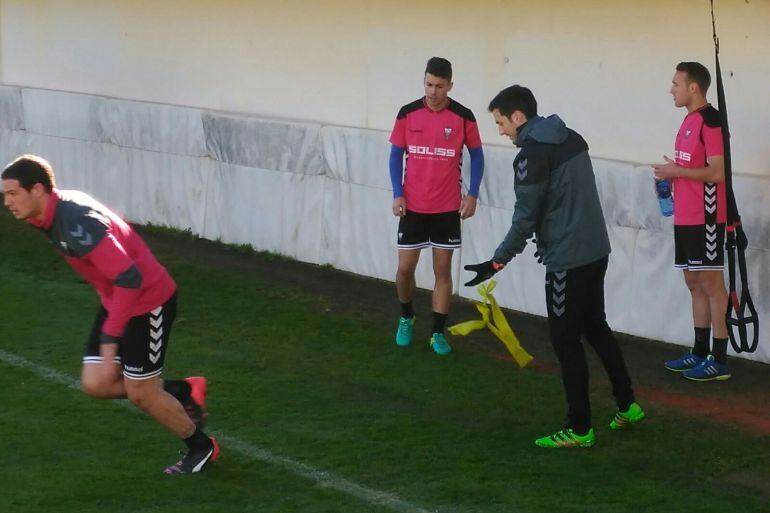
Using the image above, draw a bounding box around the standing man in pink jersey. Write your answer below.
[654,62,731,381]
[2,155,219,473]
[389,57,484,355]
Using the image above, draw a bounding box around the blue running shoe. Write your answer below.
[664,352,704,372]
[395,317,414,346]
[682,355,731,381]
[429,332,452,355]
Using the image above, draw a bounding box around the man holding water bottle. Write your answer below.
[653,61,731,381]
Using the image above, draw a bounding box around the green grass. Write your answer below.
[0,208,768,512]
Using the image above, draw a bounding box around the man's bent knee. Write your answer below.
[81,363,121,398]
[81,379,114,399]
[125,378,162,410]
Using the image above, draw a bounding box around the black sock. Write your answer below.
[712,337,728,364]
[693,327,710,358]
[432,312,447,334]
[164,380,191,404]
[400,301,414,319]
[184,427,212,451]
[571,427,591,436]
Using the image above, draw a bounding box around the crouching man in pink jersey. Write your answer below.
[654,62,731,381]
[2,155,219,473]
[389,57,485,355]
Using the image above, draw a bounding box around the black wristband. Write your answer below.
[99,332,119,345]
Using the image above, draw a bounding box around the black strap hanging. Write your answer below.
[711,0,759,353]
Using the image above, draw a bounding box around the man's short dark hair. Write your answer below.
[487,85,538,118]
[425,57,452,81]
[2,154,57,193]
[676,62,711,95]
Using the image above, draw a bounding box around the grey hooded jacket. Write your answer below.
[492,115,611,272]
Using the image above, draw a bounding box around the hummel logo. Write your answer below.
[550,272,567,317]
[685,129,692,138]
[516,159,528,180]
[70,225,93,246]
[146,305,164,365]
[60,241,68,251]
[398,232,404,241]
[148,306,164,364]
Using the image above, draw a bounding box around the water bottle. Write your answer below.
[655,179,674,217]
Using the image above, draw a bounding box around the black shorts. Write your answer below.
[674,223,725,271]
[397,210,461,250]
[83,293,177,380]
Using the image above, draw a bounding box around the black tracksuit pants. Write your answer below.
[545,256,635,434]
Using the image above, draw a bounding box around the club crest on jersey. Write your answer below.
[444,127,452,139]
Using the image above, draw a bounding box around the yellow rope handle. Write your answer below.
[448,280,533,368]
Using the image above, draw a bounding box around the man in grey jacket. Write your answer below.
[465,85,644,448]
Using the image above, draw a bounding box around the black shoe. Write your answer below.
[163,437,220,474]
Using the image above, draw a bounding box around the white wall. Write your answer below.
[1,85,768,363]
[2,0,769,176]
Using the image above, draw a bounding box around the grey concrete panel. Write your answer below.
[22,89,106,142]
[100,99,207,157]
[321,125,390,188]
[0,86,24,130]
[202,112,327,175]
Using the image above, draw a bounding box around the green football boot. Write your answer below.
[610,402,645,430]
[535,428,595,448]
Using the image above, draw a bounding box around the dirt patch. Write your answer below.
[139,226,770,437]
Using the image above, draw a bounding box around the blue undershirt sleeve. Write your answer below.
[389,145,406,198]
[468,147,484,197]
